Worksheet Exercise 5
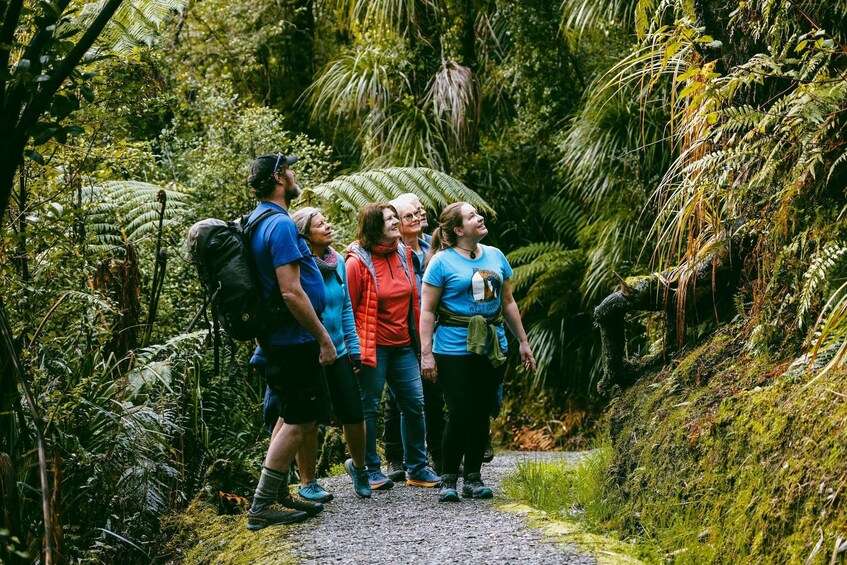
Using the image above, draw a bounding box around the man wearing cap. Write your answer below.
[244,153,338,531]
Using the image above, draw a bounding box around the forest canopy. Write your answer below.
[0,0,845,562]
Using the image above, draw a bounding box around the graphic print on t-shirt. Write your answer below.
[468,268,501,304]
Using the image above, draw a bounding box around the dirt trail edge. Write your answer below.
[286,451,596,564]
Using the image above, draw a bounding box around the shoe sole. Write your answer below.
[407,479,441,488]
[369,480,393,490]
[298,490,333,503]
[246,511,310,531]
[461,490,493,499]
[438,491,460,502]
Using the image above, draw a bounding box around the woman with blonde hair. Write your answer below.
[419,202,536,502]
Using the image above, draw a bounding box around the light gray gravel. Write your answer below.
[285,451,596,564]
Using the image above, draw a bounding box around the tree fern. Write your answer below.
[308,167,493,215]
[82,181,190,252]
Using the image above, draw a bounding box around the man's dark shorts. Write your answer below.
[262,340,331,425]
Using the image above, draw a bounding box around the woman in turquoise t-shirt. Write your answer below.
[420,202,536,502]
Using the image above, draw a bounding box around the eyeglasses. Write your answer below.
[401,210,423,222]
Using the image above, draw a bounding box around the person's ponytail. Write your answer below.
[425,202,466,266]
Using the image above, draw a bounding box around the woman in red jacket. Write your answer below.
[346,203,441,490]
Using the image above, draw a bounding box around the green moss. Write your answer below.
[161,499,297,564]
[599,327,847,563]
[507,326,847,562]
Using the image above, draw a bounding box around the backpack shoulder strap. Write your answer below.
[243,208,285,238]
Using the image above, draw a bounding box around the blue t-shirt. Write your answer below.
[249,201,325,346]
[422,245,513,355]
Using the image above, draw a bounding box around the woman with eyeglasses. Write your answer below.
[258,207,372,501]
[419,202,536,502]
[346,203,441,490]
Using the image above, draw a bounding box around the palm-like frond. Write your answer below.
[310,167,492,214]
[321,0,437,36]
[560,0,640,34]
[426,60,480,148]
[308,44,407,124]
[363,102,448,169]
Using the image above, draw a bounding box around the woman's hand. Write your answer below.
[421,352,438,381]
[519,341,536,374]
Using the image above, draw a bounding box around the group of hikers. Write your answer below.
[242,152,537,532]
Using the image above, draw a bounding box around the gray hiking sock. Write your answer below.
[250,466,289,513]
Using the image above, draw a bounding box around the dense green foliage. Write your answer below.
[507,327,847,563]
[1,0,846,561]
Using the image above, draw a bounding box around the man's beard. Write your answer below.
[284,182,302,203]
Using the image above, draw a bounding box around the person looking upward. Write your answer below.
[419,202,536,503]
[243,152,337,531]
[345,203,441,490]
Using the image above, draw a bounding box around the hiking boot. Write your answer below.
[344,459,371,499]
[461,473,493,499]
[386,461,406,482]
[482,433,494,463]
[406,466,441,488]
[438,473,460,502]
[368,470,394,490]
[298,481,333,503]
[246,503,310,531]
[280,495,323,516]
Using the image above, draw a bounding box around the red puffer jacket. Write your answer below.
[345,242,420,368]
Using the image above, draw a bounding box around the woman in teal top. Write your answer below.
[420,202,536,502]
[260,207,371,501]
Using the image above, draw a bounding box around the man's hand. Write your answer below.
[319,338,337,366]
[420,351,438,381]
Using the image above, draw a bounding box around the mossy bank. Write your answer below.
[585,326,847,562]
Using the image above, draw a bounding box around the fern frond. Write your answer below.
[310,167,493,215]
[798,242,847,329]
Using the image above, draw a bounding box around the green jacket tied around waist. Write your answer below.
[436,305,506,367]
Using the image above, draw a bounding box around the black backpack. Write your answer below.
[186,209,288,347]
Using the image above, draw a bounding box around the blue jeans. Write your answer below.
[358,345,427,473]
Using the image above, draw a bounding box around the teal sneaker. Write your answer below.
[438,473,460,502]
[461,473,493,499]
[344,459,372,499]
[406,466,441,488]
[368,470,394,490]
[298,481,334,503]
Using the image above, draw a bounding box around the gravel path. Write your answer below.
[286,451,596,564]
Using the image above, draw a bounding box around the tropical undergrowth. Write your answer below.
[508,325,847,563]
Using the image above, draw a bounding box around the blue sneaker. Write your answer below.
[368,470,394,490]
[298,481,334,503]
[406,465,441,488]
[344,459,372,499]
